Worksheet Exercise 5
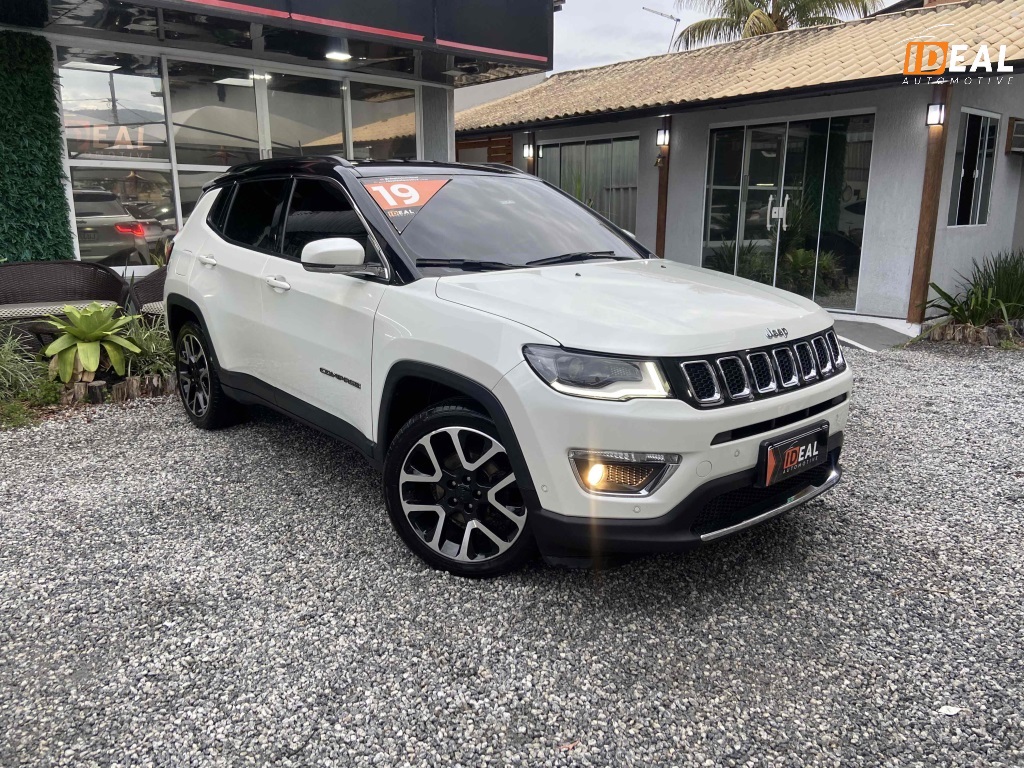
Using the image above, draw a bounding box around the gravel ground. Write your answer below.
[1,344,1023,768]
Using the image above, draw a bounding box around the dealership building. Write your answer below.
[457,0,1024,324]
[0,0,558,268]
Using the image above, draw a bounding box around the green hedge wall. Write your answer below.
[0,1,48,28]
[0,30,74,263]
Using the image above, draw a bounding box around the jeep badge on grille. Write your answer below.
[766,327,789,339]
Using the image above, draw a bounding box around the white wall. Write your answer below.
[665,85,933,319]
[509,116,662,249]
[931,79,1024,292]
[1015,169,1024,251]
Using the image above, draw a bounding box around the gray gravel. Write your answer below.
[2,344,1023,767]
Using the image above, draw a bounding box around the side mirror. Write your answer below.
[300,237,365,269]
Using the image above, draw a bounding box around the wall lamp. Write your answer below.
[523,142,535,159]
[656,127,671,146]
[926,103,946,126]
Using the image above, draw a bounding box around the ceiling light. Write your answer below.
[214,77,255,87]
[326,37,352,62]
[63,61,120,73]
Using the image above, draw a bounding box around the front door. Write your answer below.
[702,115,874,309]
[258,178,387,442]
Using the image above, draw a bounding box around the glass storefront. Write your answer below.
[701,114,874,310]
[57,45,421,267]
[535,137,640,232]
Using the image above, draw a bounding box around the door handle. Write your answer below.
[766,194,774,234]
[197,254,217,267]
[781,193,791,232]
[265,276,291,292]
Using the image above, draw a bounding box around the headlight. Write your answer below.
[523,345,672,401]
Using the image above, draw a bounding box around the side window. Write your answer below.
[282,179,375,262]
[222,178,292,251]
[947,111,999,227]
[207,184,234,232]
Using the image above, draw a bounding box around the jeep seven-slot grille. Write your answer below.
[674,330,846,408]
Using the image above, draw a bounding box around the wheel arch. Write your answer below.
[166,293,207,343]
[378,362,538,500]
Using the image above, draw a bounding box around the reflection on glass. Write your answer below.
[267,75,346,158]
[161,10,252,50]
[349,82,416,160]
[177,171,227,224]
[537,144,560,186]
[702,127,744,272]
[815,115,874,310]
[59,49,168,161]
[262,27,415,75]
[775,119,829,299]
[947,112,998,226]
[49,2,158,38]
[70,167,174,267]
[167,60,260,166]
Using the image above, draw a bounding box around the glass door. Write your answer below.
[701,115,874,310]
[736,124,786,285]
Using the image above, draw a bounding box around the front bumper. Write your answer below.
[530,438,842,562]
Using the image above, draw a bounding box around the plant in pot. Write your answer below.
[44,303,141,404]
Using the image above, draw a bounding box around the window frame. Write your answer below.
[947,108,1000,229]
[218,176,296,256]
[276,174,392,280]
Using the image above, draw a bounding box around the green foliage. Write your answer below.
[0,400,33,429]
[44,303,142,383]
[0,329,37,400]
[964,249,1024,321]
[777,248,816,295]
[673,0,881,49]
[737,248,774,285]
[0,31,75,262]
[126,317,175,377]
[925,283,1015,328]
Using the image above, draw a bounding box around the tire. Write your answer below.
[174,321,241,430]
[383,401,535,577]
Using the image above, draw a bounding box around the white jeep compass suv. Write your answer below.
[164,157,852,577]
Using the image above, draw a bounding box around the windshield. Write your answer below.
[74,195,128,217]
[385,175,645,273]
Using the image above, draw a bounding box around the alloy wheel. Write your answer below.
[398,426,526,563]
[177,333,211,418]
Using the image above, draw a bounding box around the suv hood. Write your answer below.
[434,260,832,357]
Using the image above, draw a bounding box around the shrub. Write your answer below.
[0,329,36,401]
[44,303,141,384]
[925,283,1016,328]
[126,318,175,377]
[964,249,1024,321]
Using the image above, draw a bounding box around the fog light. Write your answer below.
[586,463,607,487]
[569,450,681,496]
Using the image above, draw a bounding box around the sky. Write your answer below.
[551,0,707,72]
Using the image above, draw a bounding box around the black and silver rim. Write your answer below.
[399,426,526,563]
[177,333,211,418]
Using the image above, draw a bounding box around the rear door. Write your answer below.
[257,177,387,442]
[188,178,291,376]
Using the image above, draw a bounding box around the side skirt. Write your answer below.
[220,370,379,469]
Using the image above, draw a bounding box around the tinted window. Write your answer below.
[73,194,128,217]
[393,176,641,271]
[223,179,291,251]
[282,179,373,261]
[207,185,234,231]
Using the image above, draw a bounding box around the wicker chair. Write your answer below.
[128,266,168,316]
[0,260,131,350]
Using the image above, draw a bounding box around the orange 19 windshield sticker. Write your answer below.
[362,177,450,233]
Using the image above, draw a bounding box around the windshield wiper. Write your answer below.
[526,251,630,267]
[416,258,519,272]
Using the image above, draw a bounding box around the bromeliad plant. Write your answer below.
[44,303,142,384]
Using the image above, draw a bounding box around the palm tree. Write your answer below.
[673,0,880,50]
